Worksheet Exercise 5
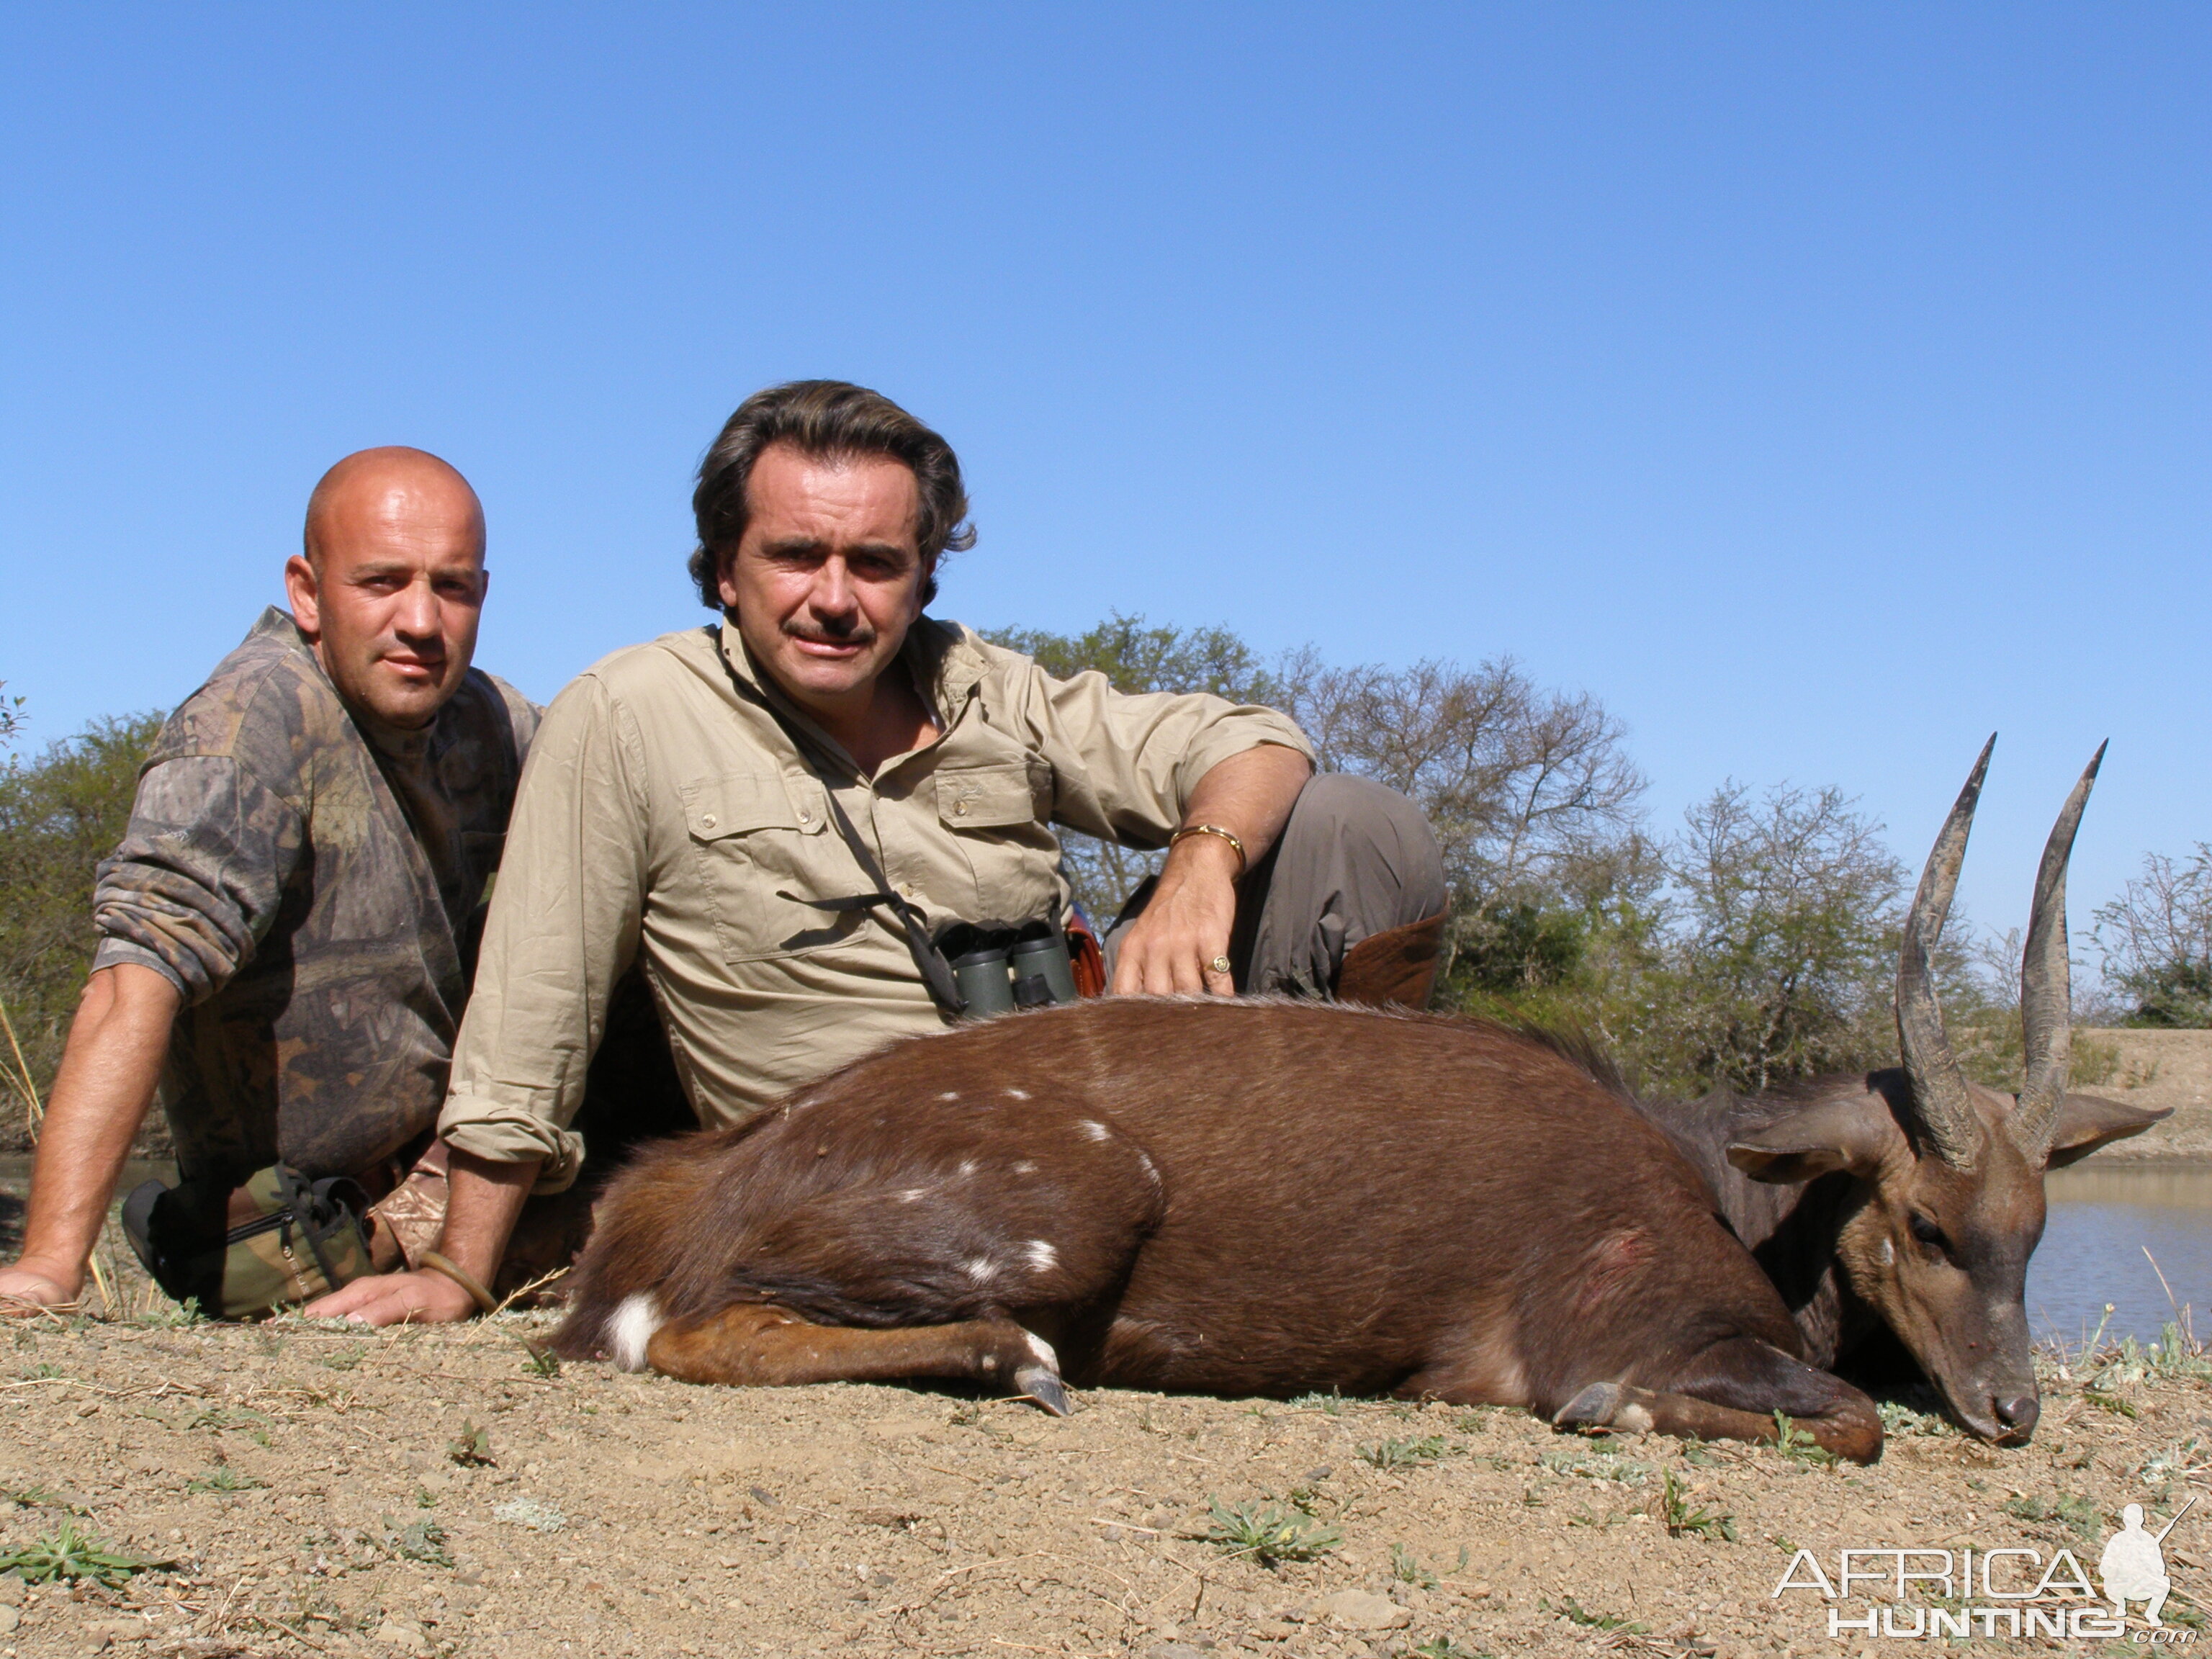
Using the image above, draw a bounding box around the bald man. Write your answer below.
[0,449,541,1313]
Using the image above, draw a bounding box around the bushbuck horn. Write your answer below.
[2012,742,2108,1160]
[1894,737,1995,1169]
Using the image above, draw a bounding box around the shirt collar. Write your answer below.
[251,604,306,649]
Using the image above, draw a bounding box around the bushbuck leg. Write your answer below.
[645,1303,1072,1413]
[1552,1338,1883,1463]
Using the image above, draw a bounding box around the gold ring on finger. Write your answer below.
[1208,956,1233,977]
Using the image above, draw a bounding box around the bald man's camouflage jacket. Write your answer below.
[91,608,539,1187]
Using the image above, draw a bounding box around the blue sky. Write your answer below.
[1,5,2205,953]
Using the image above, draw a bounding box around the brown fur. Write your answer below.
[554,998,1883,1460]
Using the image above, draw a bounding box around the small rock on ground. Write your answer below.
[1311,1588,1413,1629]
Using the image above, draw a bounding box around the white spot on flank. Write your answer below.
[606,1292,663,1373]
[898,1187,927,1203]
[1012,1161,1038,1175]
[1024,1239,1058,1274]
[1137,1150,1161,1185]
[963,1257,998,1283]
[1079,1120,1110,1142]
[958,1159,979,1178]
[939,1091,961,1102]
[1005,1088,1031,1101]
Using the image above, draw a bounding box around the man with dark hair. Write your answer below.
[686,377,976,611]
[0,450,538,1313]
[315,382,1444,1327]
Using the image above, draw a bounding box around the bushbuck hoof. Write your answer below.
[1553,1381,1657,1437]
[1015,1363,1071,1416]
[1553,1381,1618,1430]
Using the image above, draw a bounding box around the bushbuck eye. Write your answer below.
[1908,1213,1948,1251]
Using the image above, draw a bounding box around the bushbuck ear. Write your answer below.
[2041,1093,2172,1169]
[1727,1097,1900,1184]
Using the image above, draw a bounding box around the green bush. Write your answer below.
[0,709,165,1151]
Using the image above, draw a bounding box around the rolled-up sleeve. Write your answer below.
[437,674,650,1193]
[91,756,303,1004]
[1010,662,1314,848]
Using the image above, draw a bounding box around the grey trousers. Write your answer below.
[1102,773,1446,997]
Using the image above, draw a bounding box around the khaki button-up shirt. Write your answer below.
[439,619,1312,1189]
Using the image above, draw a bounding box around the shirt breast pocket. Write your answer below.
[935,764,1063,923]
[682,773,845,964]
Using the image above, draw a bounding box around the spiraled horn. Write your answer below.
[1896,737,1995,1169]
[2013,742,2107,1161]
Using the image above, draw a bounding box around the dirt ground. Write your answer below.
[0,1290,2206,1659]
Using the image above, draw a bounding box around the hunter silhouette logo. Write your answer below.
[2103,1498,2195,1629]
[1771,1496,2198,1641]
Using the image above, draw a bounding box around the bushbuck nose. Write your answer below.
[1993,1393,2040,1437]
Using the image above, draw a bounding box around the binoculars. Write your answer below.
[944,922,1080,1019]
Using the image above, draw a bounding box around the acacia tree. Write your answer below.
[1275,649,1644,889]
[2094,845,2212,1028]
[1273,647,1647,993]
[1653,783,1908,1093]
